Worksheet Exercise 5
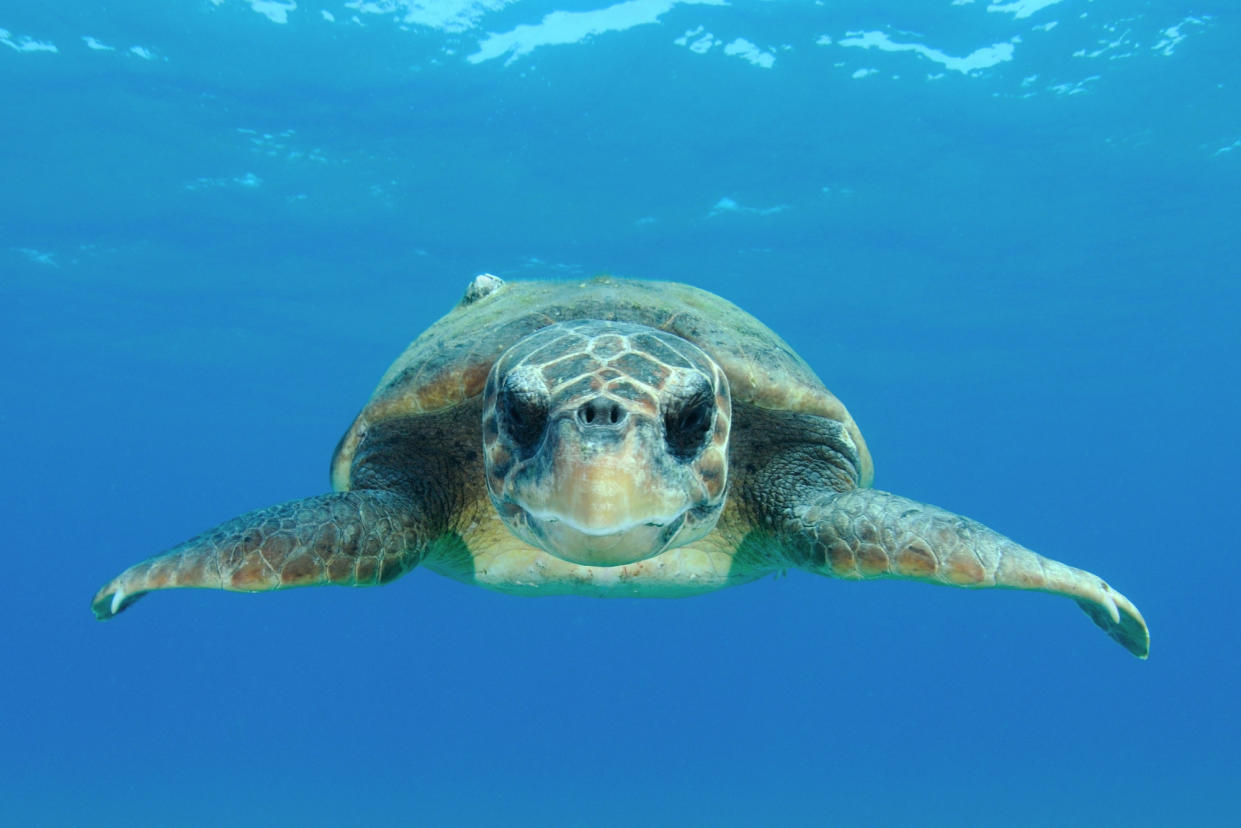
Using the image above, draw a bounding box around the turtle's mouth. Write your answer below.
[522,509,687,566]
[508,435,695,566]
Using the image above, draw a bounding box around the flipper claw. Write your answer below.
[1101,587,1120,625]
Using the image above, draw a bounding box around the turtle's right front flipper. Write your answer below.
[91,490,424,619]
[782,489,1150,658]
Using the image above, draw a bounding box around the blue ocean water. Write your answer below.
[3,1,1238,825]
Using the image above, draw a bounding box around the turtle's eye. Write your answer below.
[665,390,714,461]
[498,383,549,453]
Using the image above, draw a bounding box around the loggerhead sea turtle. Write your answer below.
[91,275,1149,657]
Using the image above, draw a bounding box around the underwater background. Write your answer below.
[3,1,1238,825]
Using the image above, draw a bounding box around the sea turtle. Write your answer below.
[91,275,1149,658]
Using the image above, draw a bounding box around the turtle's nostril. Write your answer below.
[577,398,627,428]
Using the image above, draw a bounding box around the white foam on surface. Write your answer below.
[250,0,297,23]
[16,248,60,267]
[210,0,298,24]
[1,27,58,53]
[1213,138,1241,158]
[674,25,719,55]
[1072,27,1136,61]
[468,0,725,65]
[129,45,158,60]
[1152,16,1211,57]
[722,38,774,69]
[185,172,265,191]
[675,28,774,68]
[708,197,788,217]
[237,127,330,163]
[82,36,115,51]
[1047,75,1099,95]
[837,30,1014,75]
[346,0,517,34]
[687,33,717,54]
[987,0,1062,19]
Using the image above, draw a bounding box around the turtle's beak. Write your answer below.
[527,449,688,565]
[514,403,690,566]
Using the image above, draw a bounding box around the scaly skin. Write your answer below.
[787,489,1149,658]
[91,491,423,619]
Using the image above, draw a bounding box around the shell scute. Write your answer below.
[330,275,871,490]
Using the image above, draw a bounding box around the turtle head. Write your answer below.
[482,320,731,566]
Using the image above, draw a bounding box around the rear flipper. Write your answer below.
[91,490,423,619]
[791,489,1149,658]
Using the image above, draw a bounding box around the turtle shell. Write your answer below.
[330,275,872,491]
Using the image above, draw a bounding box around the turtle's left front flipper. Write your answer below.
[785,489,1149,658]
[91,490,424,619]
